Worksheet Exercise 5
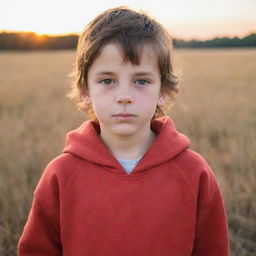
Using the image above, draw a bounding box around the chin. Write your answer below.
[114,130,136,137]
[112,125,138,137]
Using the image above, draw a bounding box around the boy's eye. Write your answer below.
[134,79,150,86]
[99,79,114,85]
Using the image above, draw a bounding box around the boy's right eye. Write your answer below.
[99,79,114,85]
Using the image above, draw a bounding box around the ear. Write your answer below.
[157,94,166,107]
[81,90,92,105]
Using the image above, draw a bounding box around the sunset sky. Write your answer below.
[1,0,255,40]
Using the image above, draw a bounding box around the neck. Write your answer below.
[100,127,157,160]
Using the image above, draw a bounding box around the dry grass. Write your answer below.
[0,48,255,255]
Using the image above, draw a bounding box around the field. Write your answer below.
[0,48,255,255]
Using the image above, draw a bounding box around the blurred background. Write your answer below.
[0,0,255,255]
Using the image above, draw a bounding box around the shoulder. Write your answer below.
[43,153,81,174]
[175,149,209,169]
[174,148,215,176]
[34,153,82,198]
[173,149,220,201]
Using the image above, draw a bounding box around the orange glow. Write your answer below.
[0,0,255,40]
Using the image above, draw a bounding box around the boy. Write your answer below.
[18,6,230,256]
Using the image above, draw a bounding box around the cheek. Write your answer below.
[137,95,159,113]
[140,88,161,103]
[90,98,108,117]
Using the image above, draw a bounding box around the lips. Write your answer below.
[112,113,136,117]
[112,113,136,120]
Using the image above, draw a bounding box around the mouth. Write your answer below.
[112,113,136,120]
[113,113,136,117]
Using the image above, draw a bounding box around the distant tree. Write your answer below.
[174,33,256,48]
[0,32,255,50]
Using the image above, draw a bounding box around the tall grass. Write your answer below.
[0,49,255,255]
[172,48,256,255]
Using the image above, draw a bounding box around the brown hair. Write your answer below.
[67,6,180,120]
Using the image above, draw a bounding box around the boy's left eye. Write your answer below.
[134,79,150,86]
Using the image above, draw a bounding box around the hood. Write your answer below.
[63,116,190,174]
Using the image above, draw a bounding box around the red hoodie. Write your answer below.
[18,116,230,256]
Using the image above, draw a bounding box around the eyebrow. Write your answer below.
[94,71,155,77]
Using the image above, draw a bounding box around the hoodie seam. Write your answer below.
[60,154,84,199]
[34,194,60,233]
[172,160,197,203]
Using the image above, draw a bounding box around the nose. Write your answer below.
[116,94,133,104]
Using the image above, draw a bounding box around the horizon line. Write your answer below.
[0,29,255,42]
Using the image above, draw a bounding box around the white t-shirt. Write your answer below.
[116,156,142,175]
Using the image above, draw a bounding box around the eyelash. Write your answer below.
[99,79,114,85]
[135,79,150,86]
[99,79,150,86]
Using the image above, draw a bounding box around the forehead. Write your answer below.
[89,43,159,74]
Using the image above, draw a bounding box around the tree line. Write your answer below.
[0,31,255,50]
[173,33,256,48]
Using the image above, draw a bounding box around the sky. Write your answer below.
[0,0,255,40]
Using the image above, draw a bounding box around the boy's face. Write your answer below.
[84,42,164,139]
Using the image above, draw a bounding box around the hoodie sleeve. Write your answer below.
[18,160,62,255]
[192,164,230,256]
[18,196,62,255]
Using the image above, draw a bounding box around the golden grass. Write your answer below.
[0,49,255,255]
